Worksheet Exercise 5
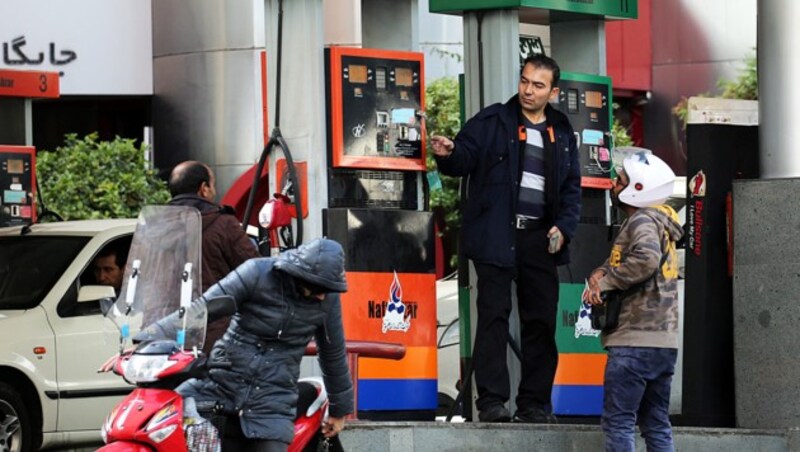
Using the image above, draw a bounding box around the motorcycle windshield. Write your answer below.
[107,205,205,351]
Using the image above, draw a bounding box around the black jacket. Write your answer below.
[176,239,353,443]
[435,95,581,267]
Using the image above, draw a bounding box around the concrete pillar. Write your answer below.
[733,178,800,428]
[361,0,419,50]
[758,0,800,177]
[550,20,606,75]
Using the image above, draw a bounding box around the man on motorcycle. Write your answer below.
[140,237,353,451]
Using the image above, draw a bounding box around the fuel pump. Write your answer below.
[323,47,437,421]
[0,146,36,227]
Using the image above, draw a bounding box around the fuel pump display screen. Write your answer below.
[585,91,603,109]
[554,73,612,188]
[7,159,23,174]
[349,65,368,84]
[395,68,413,87]
[327,47,425,171]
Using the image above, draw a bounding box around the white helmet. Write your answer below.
[618,151,675,208]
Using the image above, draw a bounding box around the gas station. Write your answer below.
[4,0,800,449]
[208,0,629,422]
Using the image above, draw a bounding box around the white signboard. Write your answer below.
[0,0,153,95]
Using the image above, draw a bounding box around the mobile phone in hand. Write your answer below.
[548,231,560,254]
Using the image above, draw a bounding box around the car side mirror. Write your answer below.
[78,285,117,303]
[99,297,116,317]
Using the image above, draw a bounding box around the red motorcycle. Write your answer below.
[96,206,339,451]
[98,340,334,451]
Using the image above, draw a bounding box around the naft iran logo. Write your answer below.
[382,271,411,333]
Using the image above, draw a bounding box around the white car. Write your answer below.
[0,219,137,451]
[436,273,460,416]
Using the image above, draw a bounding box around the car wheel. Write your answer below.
[0,382,31,452]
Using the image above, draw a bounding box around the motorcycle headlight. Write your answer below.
[101,405,119,442]
[148,424,178,444]
[122,354,176,383]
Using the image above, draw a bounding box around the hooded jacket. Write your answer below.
[434,95,581,267]
[598,205,684,349]
[176,238,353,443]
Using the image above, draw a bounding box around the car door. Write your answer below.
[47,232,134,432]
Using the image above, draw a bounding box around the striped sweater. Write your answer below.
[598,205,684,349]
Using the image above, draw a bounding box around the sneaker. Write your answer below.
[512,406,559,424]
[478,404,511,423]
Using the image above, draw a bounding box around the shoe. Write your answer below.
[478,404,511,423]
[513,406,559,424]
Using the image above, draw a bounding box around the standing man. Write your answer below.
[584,152,682,451]
[430,54,581,423]
[168,160,260,353]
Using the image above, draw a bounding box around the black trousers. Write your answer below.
[473,227,560,412]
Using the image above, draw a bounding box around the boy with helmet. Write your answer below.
[584,150,683,451]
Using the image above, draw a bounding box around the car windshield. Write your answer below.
[0,236,89,310]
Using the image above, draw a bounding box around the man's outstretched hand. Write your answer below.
[430,135,454,157]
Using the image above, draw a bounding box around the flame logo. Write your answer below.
[382,271,411,333]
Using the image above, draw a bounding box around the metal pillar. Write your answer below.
[361,0,419,50]
[462,8,520,417]
[550,19,606,75]
[151,0,267,198]
[264,0,328,239]
[462,10,519,117]
[0,98,26,145]
[758,0,800,178]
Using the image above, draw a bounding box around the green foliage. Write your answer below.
[611,117,634,148]
[37,133,170,220]
[718,53,757,100]
[425,77,462,233]
[673,51,757,127]
[425,77,463,270]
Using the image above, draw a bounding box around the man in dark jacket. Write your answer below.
[168,160,260,353]
[431,54,581,423]
[144,238,353,450]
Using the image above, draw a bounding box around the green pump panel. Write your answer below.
[557,72,613,189]
[430,0,637,20]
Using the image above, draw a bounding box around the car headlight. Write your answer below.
[122,354,176,383]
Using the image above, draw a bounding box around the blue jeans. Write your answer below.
[602,347,677,452]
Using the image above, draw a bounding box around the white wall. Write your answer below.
[0,0,153,95]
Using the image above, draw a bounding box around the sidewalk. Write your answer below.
[340,421,800,451]
[47,421,800,451]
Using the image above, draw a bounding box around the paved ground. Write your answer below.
[41,421,800,451]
